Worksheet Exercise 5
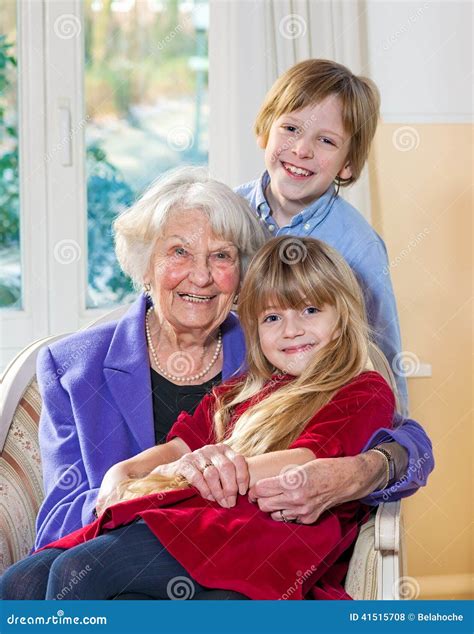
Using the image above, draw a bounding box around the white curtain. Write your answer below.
[210,0,373,222]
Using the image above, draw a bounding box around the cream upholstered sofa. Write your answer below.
[0,307,405,599]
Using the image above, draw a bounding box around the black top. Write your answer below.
[150,368,223,445]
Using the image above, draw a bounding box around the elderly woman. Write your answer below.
[26,168,430,601]
[30,169,266,599]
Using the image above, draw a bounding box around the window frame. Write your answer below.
[1,0,221,370]
[0,0,50,370]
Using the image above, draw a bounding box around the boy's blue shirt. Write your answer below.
[236,171,434,505]
[236,172,407,403]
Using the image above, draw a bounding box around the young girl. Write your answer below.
[1,236,395,601]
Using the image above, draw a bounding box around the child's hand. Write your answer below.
[157,444,249,508]
[95,462,134,516]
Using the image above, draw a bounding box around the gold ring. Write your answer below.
[280,510,288,523]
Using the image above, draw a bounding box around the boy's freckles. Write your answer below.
[262,97,353,218]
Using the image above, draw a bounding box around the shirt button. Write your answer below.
[303,223,311,231]
[268,224,275,232]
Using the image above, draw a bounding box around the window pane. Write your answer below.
[0,1,21,310]
[85,0,209,308]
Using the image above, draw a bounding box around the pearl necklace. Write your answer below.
[145,307,222,383]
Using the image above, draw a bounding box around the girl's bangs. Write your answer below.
[251,261,335,316]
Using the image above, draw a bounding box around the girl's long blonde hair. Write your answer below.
[110,237,371,506]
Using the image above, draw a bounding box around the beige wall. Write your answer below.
[370,123,473,599]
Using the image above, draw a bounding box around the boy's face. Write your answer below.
[259,96,353,216]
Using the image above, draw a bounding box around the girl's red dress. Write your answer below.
[37,371,394,600]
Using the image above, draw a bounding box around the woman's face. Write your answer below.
[146,209,241,336]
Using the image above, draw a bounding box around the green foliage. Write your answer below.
[0,35,136,307]
[83,0,201,118]
[0,34,19,249]
[86,143,136,306]
[0,35,20,307]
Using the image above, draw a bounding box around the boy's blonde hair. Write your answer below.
[110,237,375,505]
[255,59,380,186]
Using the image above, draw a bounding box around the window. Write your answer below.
[0,0,211,369]
[0,1,21,310]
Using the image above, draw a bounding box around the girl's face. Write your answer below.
[257,301,340,375]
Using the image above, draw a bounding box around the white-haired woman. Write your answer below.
[31,167,267,599]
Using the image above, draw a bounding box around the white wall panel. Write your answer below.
[366,1,473,122]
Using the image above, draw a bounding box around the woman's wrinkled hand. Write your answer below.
[153,444,249,508]
[247,453,386,524]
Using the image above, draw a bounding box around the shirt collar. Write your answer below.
[255,171,271,217]
[256,171,337,229]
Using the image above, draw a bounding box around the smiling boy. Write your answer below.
[236,58,408,409]
[235,59,434,513]
[261,95,353,227]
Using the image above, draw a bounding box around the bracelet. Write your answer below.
[375,445,396,482]
[368,448,390,490]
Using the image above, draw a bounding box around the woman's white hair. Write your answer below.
[114,166,268,288]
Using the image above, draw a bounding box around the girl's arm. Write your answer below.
[247,448,316,487]
[249,373,397,523]
[96,437,190,511]
[119,437,190,477]
[148,444,315,508]
[107,389,218,490]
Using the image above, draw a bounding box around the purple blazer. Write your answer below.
[34,295,246,550]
